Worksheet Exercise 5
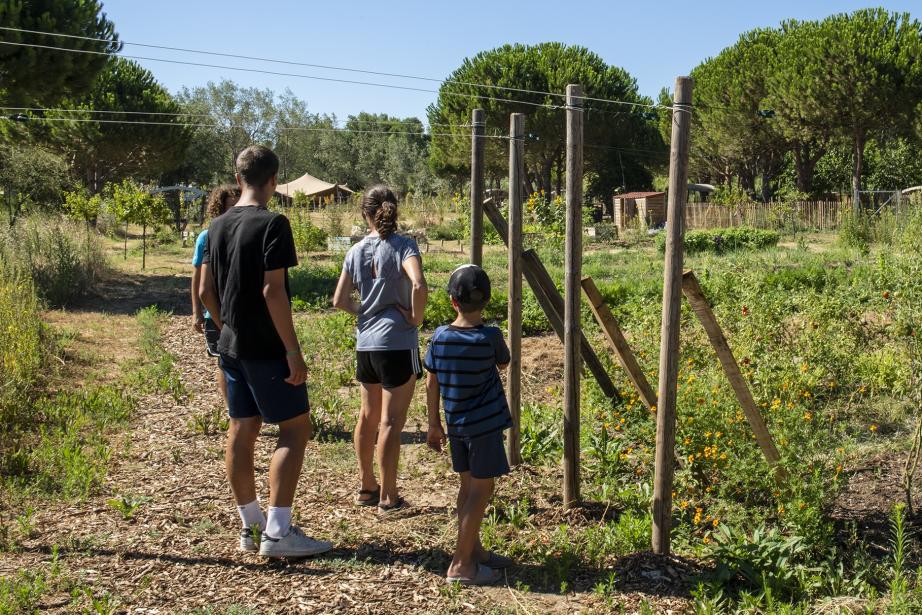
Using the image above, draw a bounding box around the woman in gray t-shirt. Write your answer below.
[333,185,427,514]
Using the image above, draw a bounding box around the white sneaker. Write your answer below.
[258,525,333,558]
[239,527,261,552]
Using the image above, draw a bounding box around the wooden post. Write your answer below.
[581,276,657,411]
[483,200,619,400]
[507,113,525,466]
[652,76,693,555]
[681,271,786,475]
[563,84,584,508]
[470,109,485,266]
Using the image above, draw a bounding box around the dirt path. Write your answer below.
[3,310,697,614]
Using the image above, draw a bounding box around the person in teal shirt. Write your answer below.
[191,184,239,405]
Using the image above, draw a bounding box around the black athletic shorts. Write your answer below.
[203,317,221,357]
[356,349,424,389]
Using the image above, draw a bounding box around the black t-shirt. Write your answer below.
[203,205,297,360]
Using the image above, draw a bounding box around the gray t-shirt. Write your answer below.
[343,233,422,351]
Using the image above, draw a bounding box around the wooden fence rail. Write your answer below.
[683,201,850,232]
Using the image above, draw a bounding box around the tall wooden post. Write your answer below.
[470,109,485,266]
[563,84,584,508]
[652,76,693,555]
[506,113,524,466]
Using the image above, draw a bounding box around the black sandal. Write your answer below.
[354,487,380,507]
[377,497,409,516]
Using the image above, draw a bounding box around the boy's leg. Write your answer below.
[226,416,262,506]
[377,376,415,507]
[355,383,382,496]
[449,476,495,579]
[457,472,487,562]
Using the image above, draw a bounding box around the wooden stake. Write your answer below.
[652,76,693,555]
[563,84,584,508]
[682,270,786,475]
[483,200,619,400]
[470,109,485,266]
[581,276,657,411]
[507,113,525,466]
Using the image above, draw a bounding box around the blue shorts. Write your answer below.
[449,430,510,479]
[219,355,309,424]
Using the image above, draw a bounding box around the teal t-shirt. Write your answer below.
[192,229,211,320]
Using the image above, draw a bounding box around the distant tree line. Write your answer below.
[666,8,922,200]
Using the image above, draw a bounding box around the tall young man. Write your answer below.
[199,145,331,558]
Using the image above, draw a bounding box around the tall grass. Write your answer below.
[0,214,106,307]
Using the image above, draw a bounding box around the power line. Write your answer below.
[0,27,668,111]
[0,113,511,139]
[0,40,564,111]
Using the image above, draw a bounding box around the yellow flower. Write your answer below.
[803,412,813,422]
[869,424,878,432]
[688,454,695,463]
[712,518,719,528]
[800,363,809,373]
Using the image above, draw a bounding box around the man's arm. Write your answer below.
[332,269,360,315]
[425,371,445,452]
[191,266,204,332]
[198,263,222,329]
[400,255,427,327]
[263,268,306,386]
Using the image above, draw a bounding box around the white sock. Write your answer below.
[265,506,292,539]
[237,500,265,531]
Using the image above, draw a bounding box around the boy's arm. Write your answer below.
[191,266,204,332]
[263,268,306,386]
[425,371,445,452]
[493,328,511,369]
[198,263,222,329]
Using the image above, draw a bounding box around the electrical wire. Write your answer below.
[0,27,668,111]
[0,40,564,110]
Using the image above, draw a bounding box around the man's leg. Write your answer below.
[265,412,311,538]
[355,383,382,497]
[226,416,264,531]
[448,476,495,579]
[377,376,414,507]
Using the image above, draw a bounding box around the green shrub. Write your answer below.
[655,227,780,255]
[0,214,106,307]
[289,265,340,309]
[289,211,328,253]
[428,216,467,241]
[0,275,45,432]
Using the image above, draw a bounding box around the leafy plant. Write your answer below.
[106,493,150,521]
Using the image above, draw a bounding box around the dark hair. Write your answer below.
[236,145,279,188]
[361,184,398,239]
[206,184,240,219]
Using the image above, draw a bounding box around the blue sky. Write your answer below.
[102,1,919,121]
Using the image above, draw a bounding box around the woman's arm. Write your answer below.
[401,255,427,328]
[332,269,360,316]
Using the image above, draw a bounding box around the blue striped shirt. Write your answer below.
[424,324,512,439]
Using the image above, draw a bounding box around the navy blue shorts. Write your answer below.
[219,355,309,424]
[449,430,510,479]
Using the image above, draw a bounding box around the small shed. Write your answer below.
[612,191,666,229]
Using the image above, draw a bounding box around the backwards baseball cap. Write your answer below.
[447,264,491,310]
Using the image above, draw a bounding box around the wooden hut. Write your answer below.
[612,191,666,229]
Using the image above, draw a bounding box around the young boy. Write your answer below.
[424,264,514,586]
[199,145,331,559]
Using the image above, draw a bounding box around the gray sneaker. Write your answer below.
[239,527,261,553]
[258,525,333,559]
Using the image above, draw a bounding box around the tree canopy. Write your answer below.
[428,42,664,199]
[0,0,118,107]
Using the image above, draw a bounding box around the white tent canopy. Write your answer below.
[275,172,353,200]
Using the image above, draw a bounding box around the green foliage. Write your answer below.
[428,42,663,196]
[0,274,44,431]
[837,209,873,254]
[288,210,328,254]
[63,189,103,224]
[0,214,106,306]
[51,58,190,191]
[0,144,75,224]
[106,493,150,521]
[127,307,186,401]
[655,227,779,255]
[427,217,467,241]
[520,402,562,464]
[0,1,117,108]
[289,264,340,310]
